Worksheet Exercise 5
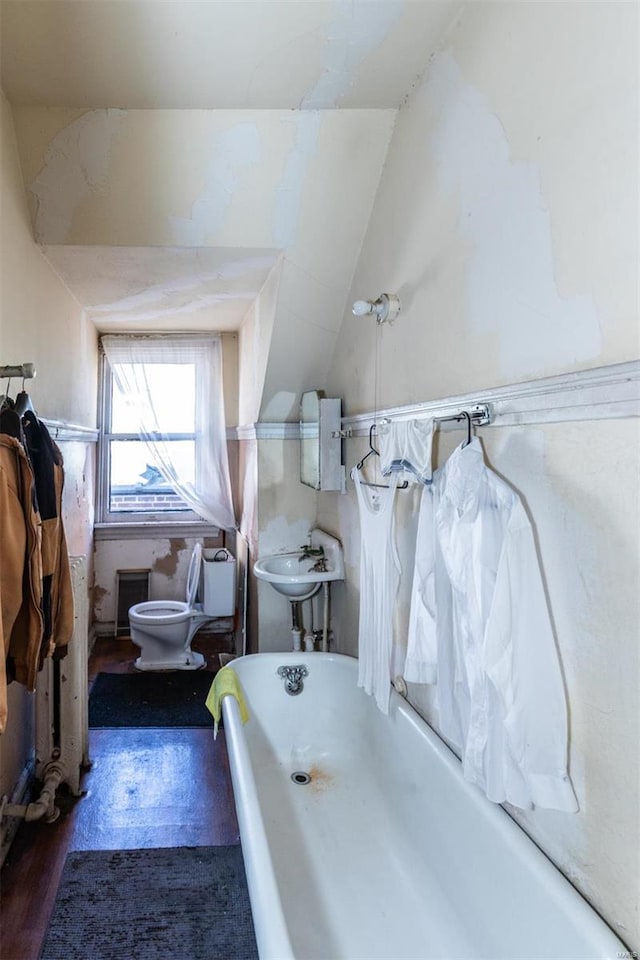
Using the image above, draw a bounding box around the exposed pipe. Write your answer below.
[290,601,302,651]
[322,582,330,653]
[0,760,66,825]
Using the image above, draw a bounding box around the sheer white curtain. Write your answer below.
[102,335,236,530]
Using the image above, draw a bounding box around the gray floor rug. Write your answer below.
[40,846,258,960]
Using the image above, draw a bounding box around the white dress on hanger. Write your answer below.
[353,468,400,714]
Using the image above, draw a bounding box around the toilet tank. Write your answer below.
[202,548,237,616]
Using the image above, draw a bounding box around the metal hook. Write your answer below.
[460,410,472,447]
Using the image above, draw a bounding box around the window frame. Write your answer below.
[97,349,211,530]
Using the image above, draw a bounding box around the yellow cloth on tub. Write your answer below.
[205,666,249,739]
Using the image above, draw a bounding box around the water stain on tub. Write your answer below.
[306,764,334,794]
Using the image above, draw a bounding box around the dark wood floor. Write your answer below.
[0,637,239,960]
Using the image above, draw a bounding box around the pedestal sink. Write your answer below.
[253,529,345,601]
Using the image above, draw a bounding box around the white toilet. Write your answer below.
[128,543,212,671]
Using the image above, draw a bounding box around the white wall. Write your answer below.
[1,96,98,426]
[11,106,395,421]
[255,437,319,652]
[0,91,97,801]
[320,2,639,949]
[238,261,281,428]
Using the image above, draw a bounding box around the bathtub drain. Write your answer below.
[291,771,311,785]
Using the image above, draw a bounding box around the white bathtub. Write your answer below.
[222,652,626,960]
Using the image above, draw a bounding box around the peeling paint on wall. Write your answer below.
[272,0,402,247]
[31,109,127,242]
[153,538,187,579]
[93,585,108,607]
[87,254,278,318]
[170,122,262,245]
[304,0,404,109]
[429,52,602,376]
[272,112,321,249]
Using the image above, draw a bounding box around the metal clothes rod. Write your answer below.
[433,404,491,429]
[353,407,486,490]
[0,363,36,380]
[339,403,492,441]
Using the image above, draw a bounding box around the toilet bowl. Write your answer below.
[129,543,212,671]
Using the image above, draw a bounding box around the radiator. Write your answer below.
[35,555,90,795]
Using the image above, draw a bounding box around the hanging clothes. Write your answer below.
[0,395,74,733]
[353,468,401,713]
[378,418,435,485]
[0,434,43,734]
[22,412,74,669]
[406,439,578,812]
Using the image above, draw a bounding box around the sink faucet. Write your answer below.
[298,544,324,562]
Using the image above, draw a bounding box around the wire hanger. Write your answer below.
[355,424,379,471]
[434,409,473,447]
[14,375,36,416]
[354,423,409,490]
[352,320,408,491]
[0,378,13,412]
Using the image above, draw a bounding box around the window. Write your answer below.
[99,355,201,523]
[97,335,235,531]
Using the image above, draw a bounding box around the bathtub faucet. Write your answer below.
[277,664,309,696]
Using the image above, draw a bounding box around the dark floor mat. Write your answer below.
[89,670,216,728]
[40,846,258,960]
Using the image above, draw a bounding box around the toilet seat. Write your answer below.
[129,600,190,624]
[128,544,203,624]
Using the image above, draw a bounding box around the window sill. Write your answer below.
[94,522,221,541]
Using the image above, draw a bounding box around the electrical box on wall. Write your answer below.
[300,391,343,492]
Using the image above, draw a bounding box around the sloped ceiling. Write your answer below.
[1,0,461,420]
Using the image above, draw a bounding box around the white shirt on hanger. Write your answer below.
[406,438,578,812]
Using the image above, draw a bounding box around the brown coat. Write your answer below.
[0,435,43,733]
[39,444,74,663]
[18,414,74,676]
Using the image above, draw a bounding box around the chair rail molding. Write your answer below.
[342,361,640,436]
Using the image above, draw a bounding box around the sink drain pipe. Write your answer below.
[290,601,302,652]
[290,584,330,652]
[321,582,330,653]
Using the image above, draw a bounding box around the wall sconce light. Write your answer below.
[352,293,401,325]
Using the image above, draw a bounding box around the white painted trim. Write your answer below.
[230,362,640,443]
[41,419,99,443]
[232,424,255,441]
[342,361,640,435]
[94,522,221,541]
[259,423,300,440]
[233,423,300,441]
